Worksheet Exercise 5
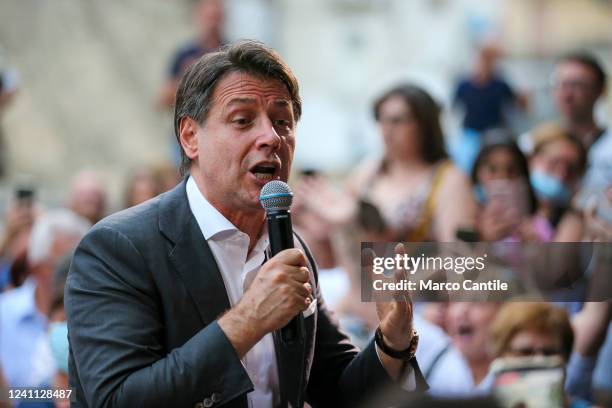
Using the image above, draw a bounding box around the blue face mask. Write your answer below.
[48,321,69,374]
[530,170,571,205]
[473,184,487,204]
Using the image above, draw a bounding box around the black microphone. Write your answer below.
[259,180,305,345]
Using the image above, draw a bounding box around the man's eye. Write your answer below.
[274,119,291,128]
[233,118,251,126]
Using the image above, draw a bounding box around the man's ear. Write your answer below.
[179,117,200,160]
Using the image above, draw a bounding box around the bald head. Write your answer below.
[67,170,107,224]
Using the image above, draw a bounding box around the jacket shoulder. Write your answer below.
[91,196,161,240]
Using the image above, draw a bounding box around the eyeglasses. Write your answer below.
[377,114,414,127]
[550,76,595,91]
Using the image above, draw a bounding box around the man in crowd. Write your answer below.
[453,41,525,134]
[66,170,107,225]
[0,209,90,388]
[520,51,610,189]
[551,52,607,151]
[450,41,526,172]
[66,40,426,408]
[156,0,225,110]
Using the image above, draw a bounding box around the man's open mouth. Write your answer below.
[249,162,279,182]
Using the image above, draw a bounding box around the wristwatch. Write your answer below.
[375,327,419,361]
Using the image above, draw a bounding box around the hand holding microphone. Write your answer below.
[218,181,310,358]
[242,248,311,336]
[259,180,308,345]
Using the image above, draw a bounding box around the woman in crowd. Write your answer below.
[485,302,596,406]
[528,122,587,241]
[471,126,585,242]
[351,84,476,241]
[490,302,573,362]
[471,130,545,242]
[296,83,476,242]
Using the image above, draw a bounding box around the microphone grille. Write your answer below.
[260,180,293,211]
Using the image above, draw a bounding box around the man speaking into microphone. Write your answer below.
[65,40,426,408]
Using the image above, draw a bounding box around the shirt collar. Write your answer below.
[186,176,239,240]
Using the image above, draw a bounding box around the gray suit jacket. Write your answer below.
[65,179,426,407]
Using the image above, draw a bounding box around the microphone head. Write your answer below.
[260,180,293,212]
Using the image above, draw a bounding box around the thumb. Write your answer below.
[393,243,407,282]
[361,246,379,301]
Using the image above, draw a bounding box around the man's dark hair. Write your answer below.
[560,51,607,94]
[373,84,447,165]
[174,40,302,175]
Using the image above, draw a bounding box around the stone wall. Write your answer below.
[0,0,193,207]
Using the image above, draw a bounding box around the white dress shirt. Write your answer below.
[186,177,280,407]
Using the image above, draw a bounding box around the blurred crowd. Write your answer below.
[0,0,610,407]
[0,166,181,407]
[289,45,611,407]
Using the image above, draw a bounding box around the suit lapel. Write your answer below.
[169,223,231,325]
[159,179,231,325]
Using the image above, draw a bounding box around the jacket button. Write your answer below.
[203,397,213,407]
[211,393,221,403]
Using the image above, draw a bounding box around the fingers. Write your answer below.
[286,266,312,310]
[273,248,307,268]
[280,280,312,316]
[393,243,411,305]
[286,266,310,283]
[264,249,311,290]
[393,243,407,280]
[289,281,312,299]
[362,246,376,282]
[269,263,311,296]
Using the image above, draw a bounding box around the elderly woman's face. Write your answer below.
[377,96,422,161]
[504,328,564,359]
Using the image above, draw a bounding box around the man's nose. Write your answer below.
[255,117,281,151]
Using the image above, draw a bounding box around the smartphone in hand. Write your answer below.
[491,356,565,408]
[15,187,35,206]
